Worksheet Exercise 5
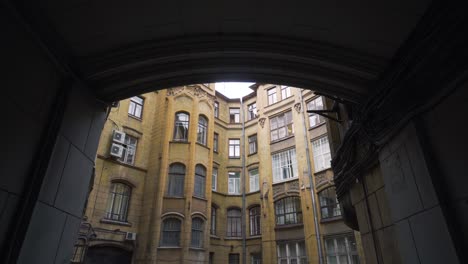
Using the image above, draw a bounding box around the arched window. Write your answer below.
[274,196,302,225]
[318,187,341,219]
[249,206,261,236]
[197,115,208,145]
[173,112,190,141]
[194,164,206,198]
[227,208,242,237]
[191,218,204,248]
[105,182,131,222]
[161,218,182,246]
[167,163,185,197]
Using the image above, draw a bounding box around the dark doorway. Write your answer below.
[86,247,132,264]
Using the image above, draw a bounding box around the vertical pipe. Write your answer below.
[298,91,324,264]
[240,97,247,264]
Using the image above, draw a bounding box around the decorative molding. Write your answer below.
[167,85,216,105]
[294,103,301,113]
[258,118,266,128]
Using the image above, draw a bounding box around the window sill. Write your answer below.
[170,140,190,144]
[308,122,326,130]
[158,246,182,249]
[196,142,210,150]
[100,218,132,226]
[247,235,262,240]
[270,135,295,144]
[228,157,241,159]
[272,177,299,186]
[320,216,343,223]
[247,152,257,157]
[210,235,221,240]
[274,223,304,230]
[189,247,205,251]
[128,114,142,121]
[164,196,185,199]
[192,196,208,201]
[314,167,332,175]
[225,237,243,240]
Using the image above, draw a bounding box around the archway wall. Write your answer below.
[0,9,108,263]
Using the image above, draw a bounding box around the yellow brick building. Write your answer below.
[79,84,363,264]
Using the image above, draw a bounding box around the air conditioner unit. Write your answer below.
[113,130,126,144]
[125,232,137,241]
[110,143,124,158]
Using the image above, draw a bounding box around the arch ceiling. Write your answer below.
[18,0,430,102]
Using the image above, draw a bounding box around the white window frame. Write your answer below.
[105,182,131,222]
[229,139,240,158]
[249,168,259,192]
[270,111,294,142]
[272,149,298,183]
[248,102,257,120]
[307,96,325,127]
[214,102,219,118]
[230,108,240,123]
[213,133,219,152]
[281,86,292,100]
[228,172,241,195]
[118,135,137,165]
[212,167,218,191]
[277,241,307,264]
[312,136,332,171]
[248,134,257,154]
[197,115,208,145]
[324,234,360,264]
[268,87,277,105]
[128,96,143,118]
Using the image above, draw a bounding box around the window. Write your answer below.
[307,97,325,127]
[128,96,143,118]
[173,112,190,141]
[210,206,217,235]
[161,218,181,246]
[214,102,219,118]
[212,167,218,191]
[251,253,262,264]
[229,139,240,158]
[318,187,341,219]
[277,241,307,264]
[268,87,277,105]
[275,196,302,225]
[325,234,360,264]
[209,253,214,264]
[213,133,219,152]
[249,168,259,192]
[229,254,240,264]
[281,86,292,99]
[248,134,257,154]
[270,111,294,141]
[71,239,86,263]
[191,218,204,248]
[118,135,137,165]
[272,149,298,183]
[197,115,208,145]
[312,136,332,171]
[105,182,131,222]
[228,172,241,195]
[227,209,242,237]
[249,206,261,236]
[230,108,240,123]
[194,164,206,198]
[248,102,257,120]
[167,163,185,197]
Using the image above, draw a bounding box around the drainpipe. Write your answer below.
[240,97,247,264]
[299,91,324,264]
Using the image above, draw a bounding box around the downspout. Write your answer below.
[299,91,324,264]
[240,98,247,264]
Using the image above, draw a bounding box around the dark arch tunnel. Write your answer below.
[2,0,468,263]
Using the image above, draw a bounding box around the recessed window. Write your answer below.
[194,164,206,198]
[248,102,257,120]
[210,206,217,235]
[267,87,277,105]
[197,115,208,145]
[307,97,325,127]
[227,209,242,237]
[312,136,332,171]
[128,96,144,119]
[325,234,360,264]
[272,148,298,183]
[270,111,294,141]
[251,253,262,264]
[191,218,204,248]
[275,196,302,225]
[173,112,190,142]
[277,241,307,264]
[228,172,241,195]
[161,218,181,246]
[212,167,218,191]
[229,139,240,158]
[248,134,257,155]
[214,102,219,118]
[281,86,292,100]
[118,135,138,165]
[249,168,259,192]
[229,253,240,264]
[230,108,240,123]
[105,182,131,222]
[249,206,261,236]
[318,187,342,219]
[167,163,185,197]
[213,133,219,152]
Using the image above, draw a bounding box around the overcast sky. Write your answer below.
[215,82,255,99]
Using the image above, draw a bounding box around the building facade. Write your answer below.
[78,84,362,264]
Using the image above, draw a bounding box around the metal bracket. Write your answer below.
[306,100,342,122]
